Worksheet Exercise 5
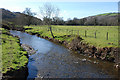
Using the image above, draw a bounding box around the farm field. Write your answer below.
[0,28,28,73]
[24,25,118,48]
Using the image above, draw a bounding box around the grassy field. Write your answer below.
[97,13,118,16]
[1,28,28,73]
[24,25,118,48]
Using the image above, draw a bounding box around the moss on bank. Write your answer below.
[1,28,28,74]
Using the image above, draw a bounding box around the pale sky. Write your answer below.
[0,0,119,20]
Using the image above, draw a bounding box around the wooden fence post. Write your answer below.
[107,32,108,40]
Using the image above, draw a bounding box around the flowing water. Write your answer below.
[10,30,118,79]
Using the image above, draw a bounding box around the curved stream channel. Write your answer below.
[10,30,118,79]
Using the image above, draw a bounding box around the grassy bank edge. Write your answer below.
[24,25,118,48]
[1,28,28,74]
[23,26,119,64]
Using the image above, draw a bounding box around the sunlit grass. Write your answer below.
[1,28,28,73]
[24,25,118,48]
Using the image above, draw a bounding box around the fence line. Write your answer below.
[36,26,112,40]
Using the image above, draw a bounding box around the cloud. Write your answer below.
[59,10,67,16]
[59,10,69,20]
[36,13,43,20]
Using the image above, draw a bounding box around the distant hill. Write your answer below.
[96,13,118,16]
[1,8,42,25]
[82,12,118,26]
[1,8,118,26]
[63,12,118,26]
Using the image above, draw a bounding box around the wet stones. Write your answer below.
[21,44,36,56]
[63,41,68,45]
[45,36,48,39]
[48,37,53,41]
[35,34,40,37]
[81,59,87,62]
[91,46,97,53]
[53,39,58,43]
[93,61,98,64]
[114,63,120,69]
[57,40,61,44]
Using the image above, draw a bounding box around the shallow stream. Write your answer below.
[10,30,118,79]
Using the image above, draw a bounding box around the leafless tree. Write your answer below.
[40,3,60,38]
[23,8,36,26]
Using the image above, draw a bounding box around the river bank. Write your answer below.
[1,28,36,80]
[25,30,119,64]
[2,25,119,79]
[8,26,119,68]
[2,44,36,80]
[10,30,119,79]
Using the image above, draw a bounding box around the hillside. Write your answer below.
[84,12,118,26]
[96,13,118,16]
[1,8,42,25]
[1,8,118,26]
[66,12,118,26]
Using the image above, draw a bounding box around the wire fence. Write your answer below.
[35,26,118,41]
[25,25,118,46]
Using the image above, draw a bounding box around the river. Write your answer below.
[10,30,118,79]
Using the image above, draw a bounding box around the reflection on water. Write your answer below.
[10,30,118,79]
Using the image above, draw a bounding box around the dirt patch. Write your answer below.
[2,66,28,80]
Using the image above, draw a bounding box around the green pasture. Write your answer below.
[1,28,28,73]
[24,25,118,48]
[97,13,118,16]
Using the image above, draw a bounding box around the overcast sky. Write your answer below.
[0,0,119,20]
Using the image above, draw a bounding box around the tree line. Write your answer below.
[23,7,118,26]
[1,3,118,38]
[22,3,118,26]
[2,3,118,27]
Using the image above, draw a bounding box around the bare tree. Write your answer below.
[23,8,36,26]
[40,3,60,38]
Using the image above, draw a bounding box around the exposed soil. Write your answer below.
[2,66,28,80]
